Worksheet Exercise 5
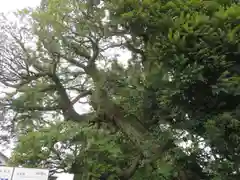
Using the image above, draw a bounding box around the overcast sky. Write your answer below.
[0,0,73,179]
[0,0,41,12]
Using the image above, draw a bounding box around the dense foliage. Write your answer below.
[0,0,240,179]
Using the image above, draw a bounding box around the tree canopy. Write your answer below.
[1,0,240,179]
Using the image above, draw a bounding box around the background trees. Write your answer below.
[0,0,240,179]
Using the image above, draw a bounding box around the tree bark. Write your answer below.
[73,174,82,180]
[85,66,167,159]
[84,65,210,180]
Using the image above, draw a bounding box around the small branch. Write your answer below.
[87,37,99,67]
[38,85,57,93]
[125,41,144,56]
[59,54,86,70]
[51,147,68,170]
[13,105,61,112]
[61,36,91,60]
[71,90,92,105]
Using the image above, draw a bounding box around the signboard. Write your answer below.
[12,168,49,180]
[0,167,14,180]
[0,167,49,180]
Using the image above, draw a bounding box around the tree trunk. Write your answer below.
[85,66,210,180]
[86,66,168,159]
[73,174,80,180]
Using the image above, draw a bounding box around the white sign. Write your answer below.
[12,167,49,180]
[0,166,14,180]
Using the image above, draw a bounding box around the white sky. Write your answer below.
[0,0,73,179]
[0,0,41,12]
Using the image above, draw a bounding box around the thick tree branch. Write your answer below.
[119,154,142,179]
[84,65,178,163]
[49,74,91,123]
[50,74,79,120]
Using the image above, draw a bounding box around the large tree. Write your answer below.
[1,0,240,179]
